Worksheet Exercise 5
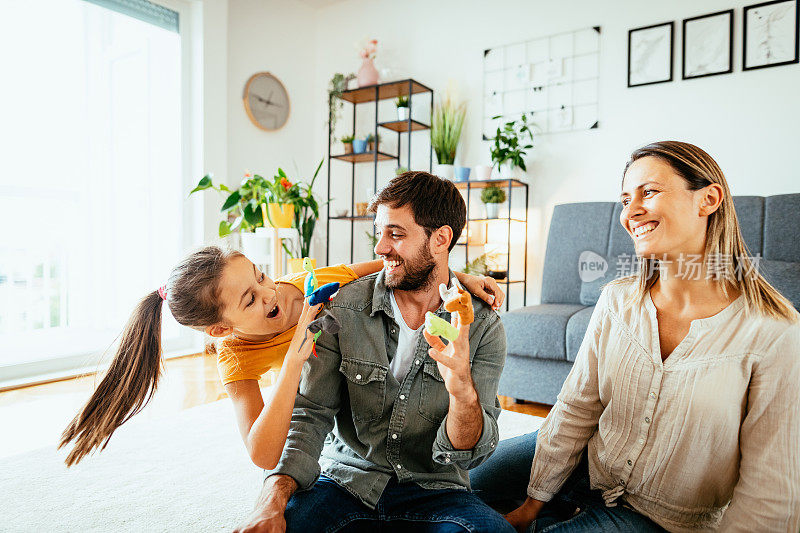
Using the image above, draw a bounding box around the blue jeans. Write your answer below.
[284,474,515,533]
[469,432,666,533]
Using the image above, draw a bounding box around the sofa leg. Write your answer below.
[514,398,529,404]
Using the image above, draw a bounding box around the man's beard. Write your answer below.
[385,244,436,292]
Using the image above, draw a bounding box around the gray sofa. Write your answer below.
[498,193,800,405]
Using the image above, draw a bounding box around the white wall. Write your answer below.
[216,0,800,305]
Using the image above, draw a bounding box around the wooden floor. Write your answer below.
[0,353,550,459]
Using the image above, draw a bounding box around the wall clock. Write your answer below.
[243,72,290,131]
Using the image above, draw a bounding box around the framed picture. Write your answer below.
[628,21,674,87]
[682,9,734,79]
[743,0,799,70]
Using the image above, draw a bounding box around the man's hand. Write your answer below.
[504,497,545,533]
[423,312,474,401]
[232,475,297,533]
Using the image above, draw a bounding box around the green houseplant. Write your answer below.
[341,134,355,154]
[489,113,534,177]
[431,94,466,179]
[281,159,325,261]
[396,95,409,121]
[190,173,272,237]
[480,185,506,219]
[365,132,381,152]
[328,72,356,141]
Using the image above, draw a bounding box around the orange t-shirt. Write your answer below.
[216,264,358,386]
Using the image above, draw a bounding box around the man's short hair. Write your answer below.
[368,171,466,252]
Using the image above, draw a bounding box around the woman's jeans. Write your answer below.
[469,431,666,532]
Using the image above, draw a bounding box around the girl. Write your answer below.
[59,249,504,468]
[471,141,800,532]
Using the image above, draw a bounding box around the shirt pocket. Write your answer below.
[419,360,449,424]
[339,358,388,423]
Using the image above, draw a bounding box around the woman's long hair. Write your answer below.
[618,141,797,322]
[58,246,243,466]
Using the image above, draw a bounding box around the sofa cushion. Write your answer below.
[501,304,587,361]
[579,253,636,306]
[760,260,800,312]
[566,306,595,362]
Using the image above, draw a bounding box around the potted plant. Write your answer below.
[395,166,409,176]
[341,134,355,154]
[489,113,534,178]
[395,95,410,121]
[481,185,506,219]
[328,73,355,142]
[262,169,299,228]
[282,159,325,272]
[431,93,466,180]
[366,133,381,152]
[353,138,367,154]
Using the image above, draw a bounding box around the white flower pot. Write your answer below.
[434,163,455,180]
[240,229,270,264]
[484,203,500,219]
[474,165,492,180]
[397,107,410,121]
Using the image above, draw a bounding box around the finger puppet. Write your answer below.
[439,278,474,325]
[300,312,341,358]
[303,257,318,297]
[424,311,459,342]
[309,282,340,305]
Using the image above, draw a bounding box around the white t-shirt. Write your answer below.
[387,289,422,382]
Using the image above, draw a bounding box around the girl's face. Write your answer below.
[620,156,715,259]
[215,255,292,336]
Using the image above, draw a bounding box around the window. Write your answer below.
[0,0,200,384]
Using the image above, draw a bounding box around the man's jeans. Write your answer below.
[284,475,515,533]
[469,432,666,533]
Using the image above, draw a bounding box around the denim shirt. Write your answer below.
[267,270,507,509]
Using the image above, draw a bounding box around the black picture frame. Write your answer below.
[743,0,800,70]
[628,21,675,88]
[682,9,734,80]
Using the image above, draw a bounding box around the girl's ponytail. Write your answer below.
[59,290,165,466]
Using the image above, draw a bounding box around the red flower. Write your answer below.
[280,177,292,191]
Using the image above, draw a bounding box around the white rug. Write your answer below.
[0,398,543,533]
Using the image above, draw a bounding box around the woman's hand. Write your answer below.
[504,498,545,533]
[455,272,505,311]
[285,299,323,364]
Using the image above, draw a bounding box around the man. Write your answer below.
[235,172,511,533]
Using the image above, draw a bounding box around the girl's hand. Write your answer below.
[286,299,323,364]
[456,273,505,311]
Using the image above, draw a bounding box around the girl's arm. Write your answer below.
[225,300,322,470]
[347,260,505,310]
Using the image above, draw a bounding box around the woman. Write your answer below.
[59,249,504,468]
[471,141,800,532]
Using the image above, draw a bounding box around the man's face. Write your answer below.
[374,204,436,291]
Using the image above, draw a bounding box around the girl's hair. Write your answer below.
[617,140,797,322]
[59,245,243,466]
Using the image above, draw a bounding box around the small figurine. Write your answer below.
[424,311,459,342]
[303,257,318,297]
[309,282,340,306]
[439,278,474,325]
[300,312,341,358]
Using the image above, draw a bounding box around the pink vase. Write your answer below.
[357,57,379,87]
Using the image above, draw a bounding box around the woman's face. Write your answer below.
[620,156,711,259]
[215,255,292,336]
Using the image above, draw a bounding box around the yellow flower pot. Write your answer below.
[289,258,316,273]
[262,203,295,228]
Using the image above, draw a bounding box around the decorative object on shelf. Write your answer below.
[243,72,290,131]
[474,165,493,180]
[189,172,270,236]
[682,9,734,80]
[431,89,466,181]
[481,185,507,219]
[366,132,381,152]
[484,243,508,280]
[356,202,369,216]
[483,27,600,135]
[396,95,410,120]
[336,208,349,217]
[357,39,379,87]
[395,166,409,176]
[352,139,367,153]
[489,113,534,178]
[461,253,488,276]
[328,73,356,141]
[341,134,355,154]
[628,21,674,87]
[279,159,325,259]
[743,0,799,70]
[455,166,471,181]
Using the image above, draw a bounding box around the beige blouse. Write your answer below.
[527,281,800,532]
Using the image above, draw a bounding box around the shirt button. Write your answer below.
[645,417,651,424]
[397,464,402,469]
[639,438,645,444]
[391,328,396,334]
[445,457,451,463]
[627,459,633,466]
[649,392,656,399]
[356,374,362,380]
[392,434,398,439]
[491,443,495,448]
[414,359,421,365]
[399,394,406,400]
